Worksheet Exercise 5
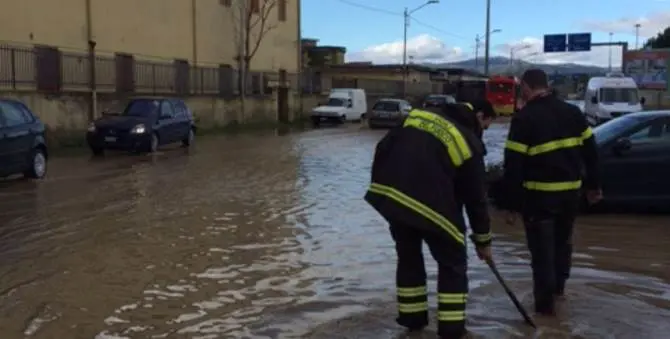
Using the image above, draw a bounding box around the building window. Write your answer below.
[278,0,287,21]
[220,0,231,7]
[250,0,260,13]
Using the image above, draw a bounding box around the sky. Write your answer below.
[301,0,670,67]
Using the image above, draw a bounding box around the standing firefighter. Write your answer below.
[365,102,493,339]
[499,69,602,315]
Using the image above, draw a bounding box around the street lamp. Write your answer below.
[608,32,613,71]
[635,23,641,49]
[402,0,439,97]
[483,0,492,75]
[475,29,501,69]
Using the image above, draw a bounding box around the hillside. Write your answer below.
[424,56,610,75]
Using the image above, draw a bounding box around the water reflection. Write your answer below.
[0,124,667,339]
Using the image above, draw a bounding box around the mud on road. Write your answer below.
[0,123,668,338]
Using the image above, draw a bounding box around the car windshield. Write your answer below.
[599,87,639,104]
[489,82,513,93]
[593,115,645,144]
[373,101,400,111]
[426,95,453,103]
[123,99,160,117]
[326,98,347,106]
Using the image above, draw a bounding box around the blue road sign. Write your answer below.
[544,34,567,53]
[568,33,591,51]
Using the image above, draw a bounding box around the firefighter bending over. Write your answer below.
[365,102,493,339]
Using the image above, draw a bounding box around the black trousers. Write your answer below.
[390,221,467,339]
[523,192,580,312]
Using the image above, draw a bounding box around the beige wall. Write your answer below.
[0,0,299,72]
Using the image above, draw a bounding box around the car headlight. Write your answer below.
[87,123,96,132]
[130,124,146,134]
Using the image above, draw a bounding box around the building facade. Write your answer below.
[0,0,300,72]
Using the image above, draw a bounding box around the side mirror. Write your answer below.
[612,137,632,155]
[347,100,353,108]
[591,96,598,104]
[640,97,646,105]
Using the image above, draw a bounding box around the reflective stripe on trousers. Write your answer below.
[438,293,467,322]
[367,182,465,245]
[404,109,472,167]
[397,285,428,315]
[505,127,594,156]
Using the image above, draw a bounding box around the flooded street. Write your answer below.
[0,123,669,339]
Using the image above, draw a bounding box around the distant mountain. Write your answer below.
[423,56,610,75]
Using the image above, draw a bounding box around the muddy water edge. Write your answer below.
[0,123,668,339]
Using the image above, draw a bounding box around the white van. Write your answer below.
[311,88,367,126]
[583,72,645,125]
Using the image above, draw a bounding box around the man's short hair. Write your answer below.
[471,99,496,119]
[521,69,549,90]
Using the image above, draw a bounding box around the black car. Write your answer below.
[591,110,670,206]
[487,111,670,209]
[422,94,456,108]
[0,99,48,179]
[87,97,195,155]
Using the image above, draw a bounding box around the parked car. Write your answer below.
[87,97,196,155]
[422,94,456,108]
[0,99,48,179]
[487,111,670,209]
[590,110,670,206]
[368,98,412,129]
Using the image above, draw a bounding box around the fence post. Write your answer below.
[9,48,16,90]
[88,40,97,121]
[151,64,156,95]
[200,67,204,95]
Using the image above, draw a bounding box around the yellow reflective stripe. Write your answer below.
[523,180,582,191]
[438,293,467,304]
[463,102,473,110]
[397,286,427,297]
[471,232,492,243]
[505,140,528,154]
[368,183,465,245]
[527,137,582,156]
[438,310,466,321]
[398,301,428,313]
[581,127,593,140]
[404,117,464,166]
[405,110,472,166]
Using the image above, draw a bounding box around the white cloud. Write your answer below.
[346,34,465,64]
[581,10,670,37]
[349,34,622,68]
[496,37,622,68]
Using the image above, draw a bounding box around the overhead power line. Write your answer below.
[332,0,400,16]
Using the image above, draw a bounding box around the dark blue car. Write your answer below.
[0,99,48,179]
[86,97,196,155]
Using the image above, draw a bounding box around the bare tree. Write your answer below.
[229,0,280,121]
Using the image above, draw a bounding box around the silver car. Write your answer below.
[368,99,412,128]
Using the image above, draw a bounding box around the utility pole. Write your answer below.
[608,32,613,72]
[483,0,491,75]
[635,23,641,49]
[238,0,247,123]
[475,34,480,69]
[402,7,409,97]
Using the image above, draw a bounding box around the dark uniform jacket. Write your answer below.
[364,106,492,248]
[501,93,600,213]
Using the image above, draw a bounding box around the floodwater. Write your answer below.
[0,123,668,339]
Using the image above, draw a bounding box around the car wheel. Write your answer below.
[339,115,346,124]
[24,148,47,179]
[182,128,194,147]
[149,133,159,153]
[311,117,321,128]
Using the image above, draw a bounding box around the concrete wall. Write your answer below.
[0,0,299,71]
[0,91,318,145]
